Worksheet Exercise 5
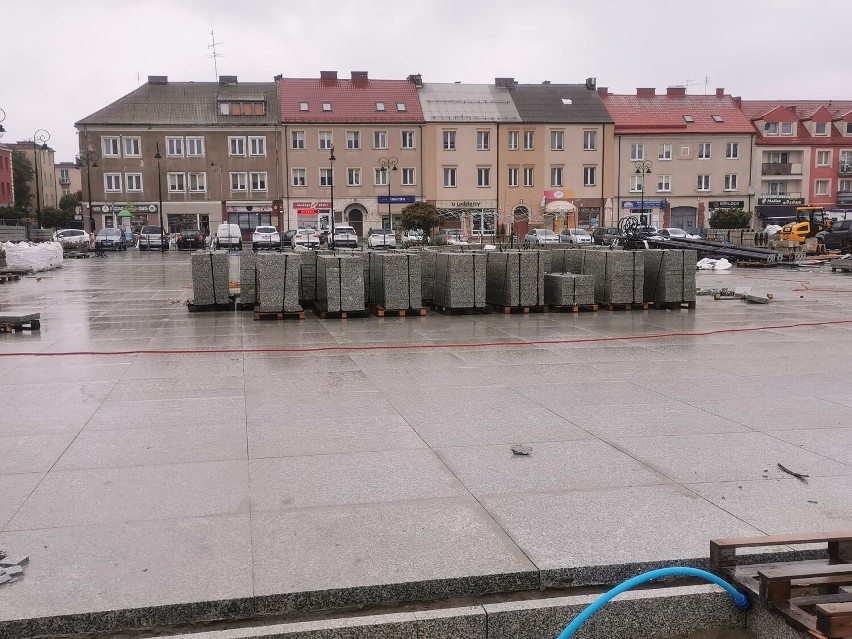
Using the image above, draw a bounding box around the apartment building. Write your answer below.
[602,87,755,230]
[740,100,852,222]
[55,161,81,199]
[75,75,280,234]
[6,141,58,213]
[0,145,12,207]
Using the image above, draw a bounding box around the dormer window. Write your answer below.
[683,115,694,123]
[299,102,309,111]
[561,98,573,105]
[781,122,794,135]
[376,102,385,111]
[218,100,266,116]
[814,122,827,136]
[322,102,332,111]
[712,115,723,123]
[396,103,406,112]
[766,122,779,135]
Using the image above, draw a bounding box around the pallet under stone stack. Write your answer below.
[543,273,596,306]
[432,252,487,309]
[190,250,230,307]
[485,251,548,308]
[239,250,257,307]
[316,254,365,313]
[583,250,645,306]
[370,252,422,311]
[255,252,302,313]
[643,249,697,306]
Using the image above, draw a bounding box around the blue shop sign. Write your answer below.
[378,195,416,204]
[621,199,667,209]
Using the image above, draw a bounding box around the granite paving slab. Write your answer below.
[0,432,80,475]
[0,473,43,530]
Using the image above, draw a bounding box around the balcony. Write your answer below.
[840,163,852,176]
[762,162,803,176]
[58,178,71,185]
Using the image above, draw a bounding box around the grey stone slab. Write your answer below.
[582,250,645,304]
[511,380,671,409]
[0,432,79,475]
[772,427,852,464]
[544,273,596,306]
[191,250,230,306]
[644,249,698,303]
[84,398,247,431]
[243,353,359,376]
[238,249,257,305]
[6,460,249,530]
[0,406,99,438]
[104,375,245,402]
[121,355,245,379]
[0,362,132,384]
[370,252,422,310]
[0,472,43,530]
[687,399,852,431]
[564,404,751,439]
[247,391,399,424]
[317,255,365,312]
[432,252,487,309]
[244,370,376,395]
[256,252,302,313]
[362,365,499,390]
[347,349,464,370]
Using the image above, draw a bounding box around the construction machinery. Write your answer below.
[779,206,832,244]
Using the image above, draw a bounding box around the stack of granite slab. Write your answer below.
[298,249,333,303]
[316,254,365,313]
[370,252,422,311]
[543,273,596,306]
[643,249,697,304]
[485,251,549,307]
[255,252,303,313]
[550,246,606,274]
[239,249,257,306]
[191,250,230,306]
[583,250,645,305]
[432,252,487,309]
[418,248,439,303]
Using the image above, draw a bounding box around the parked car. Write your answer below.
[214,223,242,250]
[293,228,322,249]
[434,229,469,245]
[331,225,358,249]
[657,227,700,240]
[401,229,425,246]
[252,225,280,250]
[686,227,707,239]
[138,225,169,251]
[176,229,206,250]
[816,219,852,250]
[53,228,89,248]
[367,229,397,249]
[558,228,593,245]
[95,227,127,251]
[281,229,297,248]
[524,228,560,246]
[591,227,624,246]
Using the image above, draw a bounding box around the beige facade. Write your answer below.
[10,142,58,214]
[55,162,82,199]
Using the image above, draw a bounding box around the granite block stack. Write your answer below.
[370,252,422,310]
[239,249,257,306]
[256,252,302,312]
[419,248,439,303]
[583,250,645,305]
[191,250,230,306]
[551,247,593,274]
[485,251,547,307]
[298,249,333,302]
[316,254,365,312]
[544,273,596,306]
[432,252,487,309]
[643,249,698,304]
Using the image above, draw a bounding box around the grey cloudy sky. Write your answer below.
[2,0,847,160]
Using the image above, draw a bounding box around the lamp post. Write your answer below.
[378,156,398,230]
[0,108,6,139]
[32,129,50,228]
[328,145,335,243]
[76,149,99,233]
[154,142,166,250]
[634,160,653,226]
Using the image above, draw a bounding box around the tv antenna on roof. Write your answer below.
[207,30,224,80]
[685,76,709,95]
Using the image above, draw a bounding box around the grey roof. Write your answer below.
[418,83,521,122]
[509,84,613,124]
[75,82,279,127]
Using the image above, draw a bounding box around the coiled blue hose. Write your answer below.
[556,566,750,639]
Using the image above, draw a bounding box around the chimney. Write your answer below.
[585,77,596,90]
[637,87,656,97]
[495,77,515,88]
[273,73,283,81]
[218,75,238,86]
[351,71,368,85]
[787,105,798,115]
[320,71,338,84]
[666,86,686,97]
[715,87,725,98]
[148,75,168,85]
[407,73,423,87]
[597,87,609,98]
[542,80,551,85]
[733,96,742,107]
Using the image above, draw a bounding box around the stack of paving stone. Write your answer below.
[551,246,606,274]
[190,250,230,306]
[432,252,487,309]
[643,249,697,304]
[239,249,257,306]
[316,254,365,312]
[583,250,645,305]
[298,249,333,303]
[255,252,302,313]
[485,251,549,307]
[543,273,596,306]
[370,252,422,310]
[419,248,439,303]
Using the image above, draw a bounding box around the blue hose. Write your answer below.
[556,566,750,639]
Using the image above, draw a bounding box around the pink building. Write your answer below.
[0,146,13,207]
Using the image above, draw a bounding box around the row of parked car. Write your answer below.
[523,226,702,246]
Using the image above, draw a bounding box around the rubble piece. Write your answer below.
[3,565,23,577]
[543,273,595,306]
[190,250,230,306]
[777,463,809,483]
[511,444,532,455]
[743,294,771,304]
[643,249,697,304]
[255,252,302,313]
[316,254,365,313]
[583,250,645,305]
[370,252,422,311]
[0,574,10,585]
[0,555,28,567]
[485,251,548,307]
[238,249,258,306]
[432,252,487,309]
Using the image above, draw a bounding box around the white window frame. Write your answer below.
[319,168,333,187]
[104,172,122,192]
[657,175,671,192]
[186,136,205,157]
[292,168,306,187]
[814,179,830,196]
[765,122,779,136]
[188,172,206,192]
[629,175,643,192]
[401,130,415,149]
[550,130,564,151]
[583,166,596,187]
[724,174,738,191]
[658,143,672,160]
[443,167,457,188]
[507,167,519,187]
[508,130,519,150]
[839,178,852,192]
[125,172,142,192]
[166,136,184,157]
[250,171,267,192]
[374,167,387,186]
[346,130,361,150]
[583,130,597,151]
[123,136,141,157]
[523,166,534,187]
[346,167,361,187]
[443,130,456,151]
[230,172,247,192]
[816,150,832,167]
[373,131,387,150]
[229,136,246,156]
[767,181,787,196]
[401,167,415,186]
[814,122,828,136]
[167,172,185,193]
[781,122,794,135]
[550,166,563,188]
[298,101,309,112]
[697,174,711,191]
[290,131,305,150]
[630,143,645,161]
[523,130,534,150]
[698,143,711,160]
[319,131,334,150]
[249,136,267,157]
[477,167,491,188]
[725,142,739,159]
[477,130,490,151]
[101,137,120,157]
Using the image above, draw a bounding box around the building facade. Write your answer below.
[6,141,58,214]
[0,145,12,207]
[54,161,82,200]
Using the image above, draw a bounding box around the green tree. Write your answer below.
[398,201,441,238]
[59,191,82,215]
[40,206,73,229]
[11,150,34,211]
[708,209,753,229]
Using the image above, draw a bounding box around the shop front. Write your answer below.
[434,200,497,238]
[541,190,577,230]
[620,198,667,228]
[97,203,159,234]
[755,196,805,225]
[292,200,331,232]
[226,201,278,237]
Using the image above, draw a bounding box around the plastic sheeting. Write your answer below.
[697,257,732,270]
[1,241,64,272]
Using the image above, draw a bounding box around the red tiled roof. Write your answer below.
[278,76,424,123]
[602,92,754,134]
[741,100,852,146]
[740,100,852,121]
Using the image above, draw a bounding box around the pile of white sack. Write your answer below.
[697,257,732,270]
[1,241,64,272]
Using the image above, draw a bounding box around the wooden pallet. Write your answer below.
[64,252,91,259]
[254,309,305,321]
[313,306,369,319]
[651,300,697,310]
[0,274,21,284]
[0,313,40,333]
[428,303,491,315]
[491,304,549,314]
[186,301,235,312]
[710,532,852,639]
[601,301,650,311]
[736,261,779,268]
[371,304,427,318]
[548,303,599,313]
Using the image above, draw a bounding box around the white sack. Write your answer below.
[2,241,64,272]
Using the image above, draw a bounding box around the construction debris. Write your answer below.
[777,463,809,483]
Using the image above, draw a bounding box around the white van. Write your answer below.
[215,223,243,250]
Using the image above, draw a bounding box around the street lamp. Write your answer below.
[76,149,99,232]
[328,144,335,243]
[154,142,166,250]
[0,108,6,139]
[634,160,653,226]
[32,129,50,227]
[378,156,398,230]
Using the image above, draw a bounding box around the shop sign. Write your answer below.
[100,203,157,213]
[757,196,805,206]
[292,201,331,209]
[297,209,319,216]
[621,200,667,208]
[709,200,745,210]
[226,204,272,213]
[378,195,416,204]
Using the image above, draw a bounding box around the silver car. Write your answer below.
[524,228,559,245]
[559,228,593,244]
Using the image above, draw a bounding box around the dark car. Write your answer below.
[591,227,624,246]
[816,219,852,250]
[176,229,206,250]
[95,228,127,250]
[281,229,297,248]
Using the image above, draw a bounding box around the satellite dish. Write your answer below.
[747,185,756,196]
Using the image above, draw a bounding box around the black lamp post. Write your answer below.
[0,108,6,139]
[154,142,166,251]
[76,149,99,232]
[328,145,335,244]
[634,160,653,225]
[32,129,50,228]
[378,156,398,230]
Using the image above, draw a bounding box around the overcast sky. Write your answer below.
[2,0,848,161]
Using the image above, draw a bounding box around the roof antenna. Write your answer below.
[207,30,224,80]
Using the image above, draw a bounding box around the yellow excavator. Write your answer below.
[779,206,832,244]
